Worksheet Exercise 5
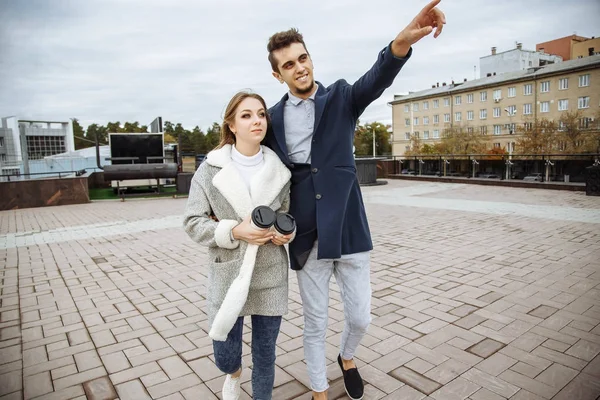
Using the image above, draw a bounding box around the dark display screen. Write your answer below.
[109,134,163,164]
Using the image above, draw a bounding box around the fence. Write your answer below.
[384,153,600,183]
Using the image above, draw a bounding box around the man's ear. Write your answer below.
[272,71,283,84]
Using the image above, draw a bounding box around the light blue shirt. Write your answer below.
[283,87,318,163]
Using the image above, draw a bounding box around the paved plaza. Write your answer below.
[1,180,600,400]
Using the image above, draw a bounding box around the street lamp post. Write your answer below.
[372,125,376,157]
[504,107,516,179]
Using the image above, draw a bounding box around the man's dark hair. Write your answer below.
[267,28,309,72]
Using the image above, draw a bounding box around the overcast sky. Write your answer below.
[1,0,598,132]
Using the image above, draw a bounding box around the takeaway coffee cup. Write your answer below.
[274,213,296,236]
[251,206,276,230]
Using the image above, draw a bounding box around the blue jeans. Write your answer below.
[213,315,282,400]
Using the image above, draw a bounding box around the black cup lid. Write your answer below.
[274,213,296,234]
[251,206,276,229]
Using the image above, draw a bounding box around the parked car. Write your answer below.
[401,169,416,175]
[447,171,463,177]
[479,173,499,179]
[523,173,543,182]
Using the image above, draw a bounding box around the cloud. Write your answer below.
[0,0,598,131]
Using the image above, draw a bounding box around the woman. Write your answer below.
[183,91,293,400]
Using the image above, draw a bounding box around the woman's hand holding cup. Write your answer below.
[232,215,274,245]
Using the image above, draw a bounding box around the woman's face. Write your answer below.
[229,97,268,147]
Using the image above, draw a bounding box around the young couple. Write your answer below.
[183,2,446,399]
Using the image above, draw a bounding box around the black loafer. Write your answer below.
[337,354,364,400]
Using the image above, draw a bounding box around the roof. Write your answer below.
[390,54,600,104]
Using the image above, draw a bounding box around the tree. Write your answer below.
[515,118,557,154]
[204,122,221,152]
[435,125,486,155]
[353,121,392,156]
[86,124,108,146]
[72,118,87,150]
[191,126,206,154]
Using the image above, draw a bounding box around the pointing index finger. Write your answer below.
[418,0,442,18]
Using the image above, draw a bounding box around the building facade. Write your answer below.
[0,117,75,176]
[480,44,562,77]
[536,35,590,61]
[390,55,600,156]
[572,37,600,59]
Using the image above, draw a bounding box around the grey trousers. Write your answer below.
[296,241,371,392]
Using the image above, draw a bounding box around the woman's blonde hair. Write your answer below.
[216,91,270,149]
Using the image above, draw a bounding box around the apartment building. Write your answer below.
[480,43,562,77]
[536,34,590,61]
[390,55,600,156]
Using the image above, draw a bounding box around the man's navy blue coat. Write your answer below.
[265,44,412,270]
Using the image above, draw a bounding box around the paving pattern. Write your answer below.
[1,180,599,399]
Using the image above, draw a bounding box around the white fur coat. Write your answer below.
[183,144,292,340]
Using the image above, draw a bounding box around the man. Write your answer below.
[264,2,445,399]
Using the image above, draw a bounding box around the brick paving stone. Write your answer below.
[3,181,600,399]
[466,338,506,358]
[390,366,441,395]
[82,376,118,400]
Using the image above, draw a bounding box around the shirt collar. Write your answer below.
[287,84,318,106]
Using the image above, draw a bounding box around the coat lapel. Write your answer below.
[207,145,291,220]
[270,97,290,164]
[313,82,329,136]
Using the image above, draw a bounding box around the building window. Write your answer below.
[444,113,450,123]
[480,125,488,135]
[0,137,4,148]
[444,98,450,107]
[480,109,487,119]
[467,127,474,133]
[433,129,440,138]
[508,87,516,97]
[493,107,501,118]
[506,105,517,115]
[540,101,550,112]
[558,121,566,131]
[579,74,590,87]
[493,89,502,100]
[523,103,532,115]
[423,101,429,110]
[405,146,410,152]
[405,118,410,126]
[467,94,473,103]
[480,91,487,102]
[455,96,462,105]
[455,112,462,122]
[493,125,502,135]
[523,84,532,95]
[508,123,516,134]
[413,103,419,112]
[494,143,501,148]
[433,115,439,124]
[558,99,569,111]
[467,111,474,121]
[414,117,419,125]
[433,99,439,108]
[423,116,429,125]
[578,96,590,109]
[580,118,592,129]
[404,105,409,113]
[405,132,411,140]
[540,81,550,93]
[523,122,533,131]
[26,136,66,160]
[559,78,569,90]
[414,131,420,139]
[0,154,6,162]
[423,131,430,139]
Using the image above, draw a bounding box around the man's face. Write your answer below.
[272,42,315,99]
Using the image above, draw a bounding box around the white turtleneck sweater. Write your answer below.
[231,145,265,192]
